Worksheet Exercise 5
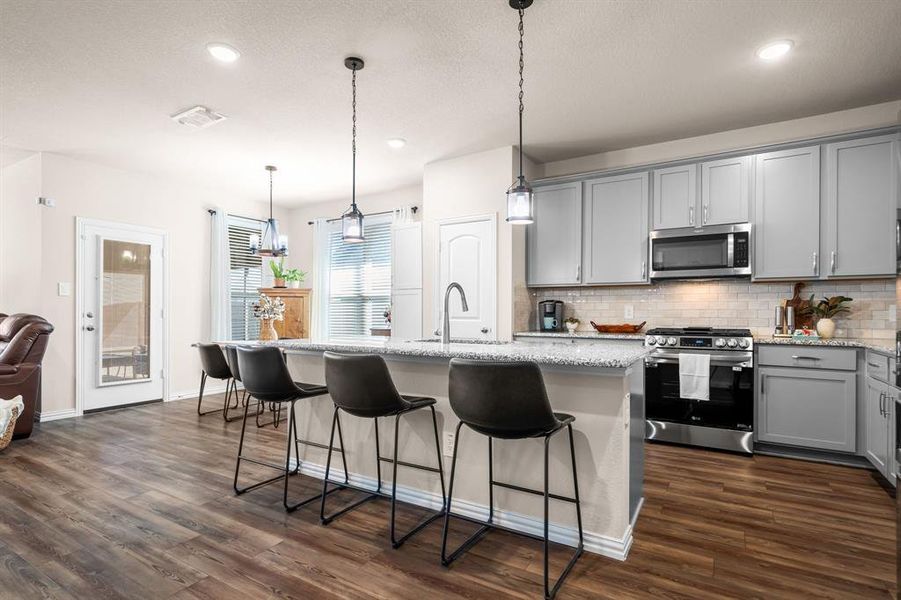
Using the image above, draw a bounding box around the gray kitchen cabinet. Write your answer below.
[757,366,856,452]
[865,376,891,477]
[753,145,821,280]
[583,172,650,284]
[824,134,900,278]
[526,183,582,286]
[652,164,696,230]
[700,155,750,226]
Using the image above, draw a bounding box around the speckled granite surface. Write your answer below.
[514,331,646,341]
[754,336,895,356]
[228,339,649,369]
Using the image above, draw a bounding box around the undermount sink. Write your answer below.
[411,338,509,345]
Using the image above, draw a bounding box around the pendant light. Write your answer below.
[341,56,365,243]
[506,0,534,224]
[249,165,289,256]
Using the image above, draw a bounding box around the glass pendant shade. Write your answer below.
[506,178,534,224]
[342,204,365,243]
[250,218,288,256]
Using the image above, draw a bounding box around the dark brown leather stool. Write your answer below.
[319,351,446,548]
[442,358,584,600]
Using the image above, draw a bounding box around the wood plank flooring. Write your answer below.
[0,395,896,599]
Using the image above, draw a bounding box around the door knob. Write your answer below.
[85,312,94,318]
[481,327,489,334]
[85,325,95,332]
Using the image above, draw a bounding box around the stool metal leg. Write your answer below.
[223,378,241,422]
[320,407,380,524]
[197,372,227,416]
[233,400,286,494]
[388,405,447,548]
[441,421,491,566]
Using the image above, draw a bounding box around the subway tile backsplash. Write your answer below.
[527,279,896,342]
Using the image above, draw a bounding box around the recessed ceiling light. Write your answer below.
[207,42,240,63]
[386,138,407,149]
[756,40,793,61]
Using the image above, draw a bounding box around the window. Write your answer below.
[325,214,392,340]
[227,215,264,340]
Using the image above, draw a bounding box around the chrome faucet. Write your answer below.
[441,282,469,344]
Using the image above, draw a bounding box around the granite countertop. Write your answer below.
[514,331,646,341]
[754,336,895,356]
[225,338,650,369]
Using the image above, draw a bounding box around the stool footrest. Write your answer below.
[377,456,441,473]
[491,480,579,504]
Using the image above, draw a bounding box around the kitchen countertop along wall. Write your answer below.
[529,279,895,344]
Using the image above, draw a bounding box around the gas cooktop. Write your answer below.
[645,326,753,350]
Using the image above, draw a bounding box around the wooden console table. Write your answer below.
[258,287,311,339]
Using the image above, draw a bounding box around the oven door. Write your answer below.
[645,352,754,431]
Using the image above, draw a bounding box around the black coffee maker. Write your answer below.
[537,300,564,332]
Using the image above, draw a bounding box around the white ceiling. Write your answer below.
[2,0,900,205]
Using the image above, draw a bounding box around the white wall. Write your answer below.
[1,152,272,414]
[539,100,901,179]
[0,154,43,312]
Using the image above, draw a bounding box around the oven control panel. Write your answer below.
[645,334,753,350]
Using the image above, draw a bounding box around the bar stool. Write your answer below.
[234,346,350,511]
[319,352,446,548]
[442,359,584,600]
[225,344,281,428]
[196,343,238,420]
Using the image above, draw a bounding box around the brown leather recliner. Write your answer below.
[0,314,54,439]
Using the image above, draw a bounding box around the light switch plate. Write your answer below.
[624,304,634,319]
[57,282,71,297]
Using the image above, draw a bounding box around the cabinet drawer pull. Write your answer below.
[868,361,882,368]
[791,355,821,361]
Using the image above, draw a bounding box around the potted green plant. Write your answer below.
[807,294,853,339]
[269,259,287,288]
[283,267,306,289]
[564,317,580,334]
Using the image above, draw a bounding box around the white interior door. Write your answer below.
[79,220,166,411]
[436,215,496,340]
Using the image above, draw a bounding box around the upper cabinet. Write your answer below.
[824,134,900,278]
[652,156,750,230]
[753,146,821,280]
[526,183,582,286]
[701,156,751,226]
[652,164,696,229]
[583,172,649,285]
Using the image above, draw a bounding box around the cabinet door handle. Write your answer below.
[689,205,694,226]
[791,355,821,361]
[830,251,836,274]
[576,264,581,282]
[812,252,818,275]
[703,204,708,225]
[641,261,647,280]
[879,391,885,416]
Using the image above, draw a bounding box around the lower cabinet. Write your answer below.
[865,376,896,482]
[757,366,856,452]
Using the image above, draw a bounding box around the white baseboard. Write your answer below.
[168,383,240,402]
[38,408,78,422]
[292,458,632,561]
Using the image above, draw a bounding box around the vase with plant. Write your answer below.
[805,294,853,339]
[252,293,286,341]
[284,267,306,289]
[564,317,580,334]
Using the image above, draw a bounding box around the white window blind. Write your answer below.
[227,215,263,340]
[326,215,392,341]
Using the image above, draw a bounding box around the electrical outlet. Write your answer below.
[57,282,71,297]
[624,304,634,319]
[442,431,456,457]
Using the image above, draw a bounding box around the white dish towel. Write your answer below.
[679,353,711,401]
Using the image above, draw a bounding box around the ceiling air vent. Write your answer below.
[170,105,227,129]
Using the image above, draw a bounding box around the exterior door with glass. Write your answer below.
[78,220,166,411]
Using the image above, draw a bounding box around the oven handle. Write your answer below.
[645,355,753,368]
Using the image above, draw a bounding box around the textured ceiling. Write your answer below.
[2,0,900,205]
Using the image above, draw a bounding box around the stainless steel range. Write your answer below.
[644,326,754,454]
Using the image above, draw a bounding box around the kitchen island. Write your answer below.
[229,338,647,560]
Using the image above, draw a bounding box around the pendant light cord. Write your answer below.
[351,65,357,209]
[517,2,525,181]
[268,168,273,218]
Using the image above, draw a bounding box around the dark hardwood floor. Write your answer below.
[0,395,896,599]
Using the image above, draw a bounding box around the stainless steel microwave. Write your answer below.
[648,223,752,279]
